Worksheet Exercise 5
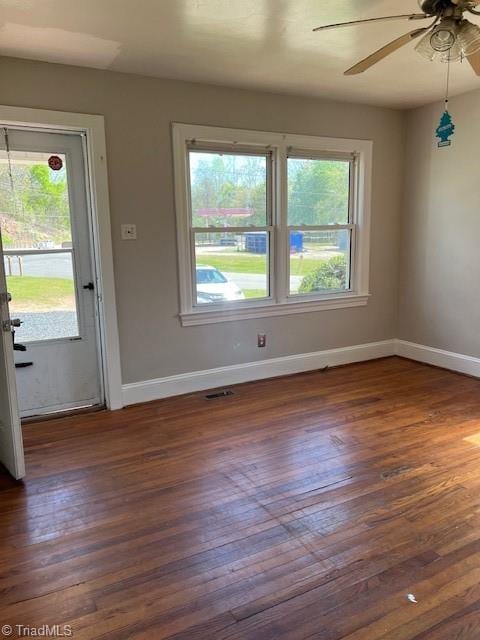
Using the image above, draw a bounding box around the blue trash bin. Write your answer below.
[245,232,267,254]
[290,231,304,253]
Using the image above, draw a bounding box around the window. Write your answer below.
[173,124,372,326]
[1,148,80,341]
[189,148,271,304]
[287,154,354,298]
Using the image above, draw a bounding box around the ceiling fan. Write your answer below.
[313,0,480,76]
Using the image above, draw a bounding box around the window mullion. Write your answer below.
[266,149,275,300]
[349,224,357,291]
[275,145,288,304]
[189,228,197,308]
[348,156,358,225]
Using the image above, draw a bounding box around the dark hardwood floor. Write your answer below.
[2,356,480,639]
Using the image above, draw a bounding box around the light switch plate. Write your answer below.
[121,224,137,240]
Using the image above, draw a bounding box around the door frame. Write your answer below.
[0,231,25,478]
[0,105,123,411]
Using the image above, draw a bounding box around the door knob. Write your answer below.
[10,318,22,328]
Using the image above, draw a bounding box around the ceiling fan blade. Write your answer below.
[467,49,480,75]
[313,13,428,32]
[344,27,430,75]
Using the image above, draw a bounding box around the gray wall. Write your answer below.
[399,89,480,357]
[0,56,405,384]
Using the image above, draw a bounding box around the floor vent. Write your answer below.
[205,390,234,400]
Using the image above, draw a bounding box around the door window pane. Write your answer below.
[0,150,72,250]
[194,232,269,304]
[6,252,79,342]
[290,230,350,295]
[288,157,350,225]
[189,150,268,227]
[0,149,80,341]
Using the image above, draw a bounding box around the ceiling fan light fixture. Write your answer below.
[415,16,467,62]
[439,38,463,62]
[458,20,480,56]
[429,18,459,52]
[415,31,439,60]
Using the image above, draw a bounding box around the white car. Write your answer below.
[196,265,245,303]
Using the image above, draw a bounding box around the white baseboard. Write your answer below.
[395,340,480,378]
[122,339,396,406]
[121,339,480,407]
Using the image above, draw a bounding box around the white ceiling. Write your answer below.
[1,0,480,108]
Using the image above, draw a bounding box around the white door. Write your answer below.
[0,228,25,479]
[0,128,103,418]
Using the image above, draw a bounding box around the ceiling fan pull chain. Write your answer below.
[445,52,451,107]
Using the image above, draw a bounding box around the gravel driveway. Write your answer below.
[14,311,78,343]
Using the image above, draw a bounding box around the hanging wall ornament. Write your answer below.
[436,55,455,148]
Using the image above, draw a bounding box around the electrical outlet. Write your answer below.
[121,224,137,240]
[257,333,267,348]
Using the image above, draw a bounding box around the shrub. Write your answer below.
[1,232,13,247]
[299,255,347,293]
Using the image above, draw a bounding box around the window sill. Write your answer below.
[180,294,370,326]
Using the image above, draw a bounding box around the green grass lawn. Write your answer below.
[197,253,325,276]
[244,289,267,299]
[6,275,75,310]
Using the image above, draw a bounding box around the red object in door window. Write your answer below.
[48,155,63,171]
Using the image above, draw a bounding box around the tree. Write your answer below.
[190,153,267,227]
[21,164,69,233]
[288,159,349,225]
[0,162,70,247]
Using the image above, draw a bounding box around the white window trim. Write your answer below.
[172,123,372,327]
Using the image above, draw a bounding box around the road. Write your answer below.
[4,253,74,279]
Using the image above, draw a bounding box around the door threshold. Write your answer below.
[22,404,105,425]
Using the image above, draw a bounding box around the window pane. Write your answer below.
[288,157,350,225]
[194,232,269,304]
[5,251,79,342]
[290,230,350,295]
[0,150,72,249]
[0,149,80,341]
[189,151,268,227]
